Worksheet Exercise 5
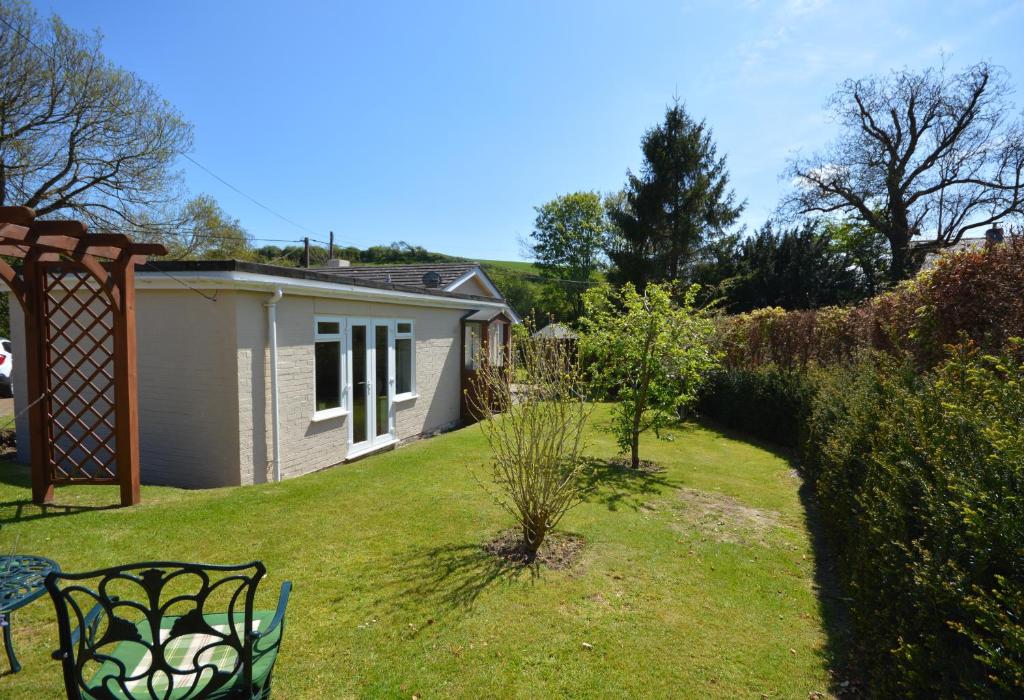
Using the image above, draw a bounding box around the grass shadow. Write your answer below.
[798,481,861,696]
[579,457,679,512]
[0,499,121,526]
[375,541,534,616]
[0,459,122,525]
[696,420,859,695]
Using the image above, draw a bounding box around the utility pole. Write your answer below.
[302,237,310,268]
[329,231,334,260]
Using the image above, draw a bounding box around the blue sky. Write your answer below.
[38,0,1024,260]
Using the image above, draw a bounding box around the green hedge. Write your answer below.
[697,367,814,448]
[714,234,1024,371]
[699,240,1024,695]
[804,345,1024,696]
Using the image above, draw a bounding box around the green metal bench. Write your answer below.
[44,561,290,700]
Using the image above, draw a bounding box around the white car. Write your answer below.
[0,338,12,398]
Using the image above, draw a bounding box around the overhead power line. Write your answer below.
[1,14,354,249]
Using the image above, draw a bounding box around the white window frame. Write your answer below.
[393,319,417,402]
[312,316,348,421]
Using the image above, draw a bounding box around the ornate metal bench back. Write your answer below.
[45,561,266,700]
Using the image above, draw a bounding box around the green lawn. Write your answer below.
[0,406,838,698]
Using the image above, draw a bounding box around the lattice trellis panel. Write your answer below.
[0,205,165,506]
[41,265,118,482]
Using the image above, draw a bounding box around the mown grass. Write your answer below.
[0,405,837,698]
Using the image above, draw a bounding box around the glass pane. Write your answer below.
[397,322,412,334]
[396,338,412,394]
[464,323,481,370]
[491,323,505,366]
[314,340,341,411]
[317,320,340,335]
[375,325,389,436]
[352,325,367,443]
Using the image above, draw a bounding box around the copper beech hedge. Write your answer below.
[714,231,1024,370]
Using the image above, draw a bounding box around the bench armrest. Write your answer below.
[53,602,105,660]
[250,581,291,641]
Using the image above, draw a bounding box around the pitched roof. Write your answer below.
[310,262,479,289]
[533,322,577,339]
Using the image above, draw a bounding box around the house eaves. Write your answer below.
[136,260,513,313]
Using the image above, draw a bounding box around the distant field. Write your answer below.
[476,259,540,274]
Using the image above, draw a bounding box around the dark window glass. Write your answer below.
[375,325,389,436]
[314,340,341,411]
[396,338,412,394]
[352,326,367,443]
[317,321,341,335]
[397,322,412,334]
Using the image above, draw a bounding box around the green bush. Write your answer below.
[802,344,1024,697]
[697,366,815,448]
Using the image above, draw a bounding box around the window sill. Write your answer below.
[393,393,419,404]
[312,407,348,422]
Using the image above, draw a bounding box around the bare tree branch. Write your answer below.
[782,62,1024,279]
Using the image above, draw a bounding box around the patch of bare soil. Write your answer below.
[606,457,664,474]
[484,529,585,570]
[671,488,780,546]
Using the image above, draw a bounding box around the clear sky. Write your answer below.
[36,0,1024,260]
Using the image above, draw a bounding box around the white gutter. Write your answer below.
[265,288,284,482]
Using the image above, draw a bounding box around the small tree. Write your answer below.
[580,282,718,468]
[469,330,591,562]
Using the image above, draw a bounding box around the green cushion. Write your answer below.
[80,611,281,700]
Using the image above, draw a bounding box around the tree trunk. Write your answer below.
[630,429,640,469]
[889,236,912,281]
[522,522,544,563]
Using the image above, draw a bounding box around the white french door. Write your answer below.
[347,319,395,456]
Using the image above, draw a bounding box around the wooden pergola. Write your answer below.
[0,206,165,507]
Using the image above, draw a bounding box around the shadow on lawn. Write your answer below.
[377,541,535,615]
[579,457,679,512]
[0,459,120,525]
[697,420,860,696]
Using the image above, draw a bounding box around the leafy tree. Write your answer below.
[0,0,192,230]
[164,194,253,259]
[468,327,591,562]
[784,62,1024,280]
[529,192,607,320]
[824,218,890,297]
[580,282,718,468]
[606,103,743,288]
[692,221,887,312]
[722,222,863,311]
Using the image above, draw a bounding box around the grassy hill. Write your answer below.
[476,259,540,274]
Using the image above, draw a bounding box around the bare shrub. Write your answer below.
[469,333,591,563]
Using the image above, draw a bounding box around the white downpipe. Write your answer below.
[265,288,284,482]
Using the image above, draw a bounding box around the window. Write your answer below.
[464,322,482,370]
[314,317,345,418]
[394,319,415,399]
[489,322,506,366]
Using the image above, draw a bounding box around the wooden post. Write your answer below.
[329,231,334,260]
[112,256,141,506]
[23,250,53,505]
[302,237,310,268]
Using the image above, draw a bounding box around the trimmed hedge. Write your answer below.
[697,366,814,448]
[803,346,1024,697]
[714,234,1024,370]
